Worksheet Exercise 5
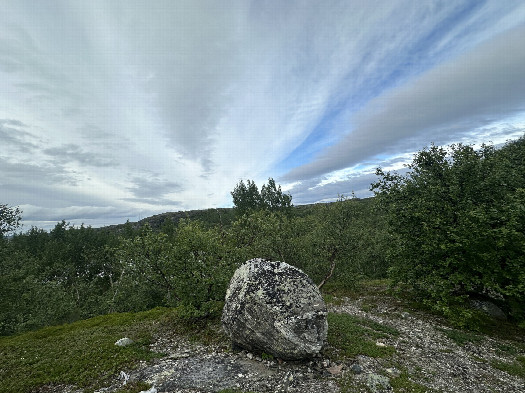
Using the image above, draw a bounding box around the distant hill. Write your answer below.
[101,198,375,234]
[102,207,237,233]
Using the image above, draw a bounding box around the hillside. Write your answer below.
[102,207,238,233]
[101,199,374,233]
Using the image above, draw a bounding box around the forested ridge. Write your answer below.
[1,137,524,337]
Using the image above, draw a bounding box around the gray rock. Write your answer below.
[351,363,363,374]
[114,337,133,347]
[386,367,401,378]
[222,259,328,360]
[470,299,507,320]
[366,373,391,393]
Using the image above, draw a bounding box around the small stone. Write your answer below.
[115,337,134,347]
[119,371,130,384]
[351,364,363,374]
[386,367,401,377]
[327,364,343,375]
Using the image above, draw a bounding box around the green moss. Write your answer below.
[360,302,378,312]
[360,317,401,338]
[0,307,210,393]
[491,356,525,378]
[157,305,228,347]
[261,352,275,361]
[113,381,153,393]
[338,374,370,393]
[496,343,520,356]
[470,355,487,363]
[323,293,344,306]
[326,312,399,359]
[390,371,435,392]
[217,390,259,393]
[339,371,437,393]
[436,327,483,346]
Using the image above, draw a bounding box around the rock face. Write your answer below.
[222,258,328,360]
[470,299,507,320]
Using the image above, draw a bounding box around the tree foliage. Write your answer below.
[0,204,21,237]
[231,178,292,216]
[292,196,390,290]
[372,139,525,321]
[116,221,236,317]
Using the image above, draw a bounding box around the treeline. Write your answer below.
[1,137,524,335]
[0,194,388,336]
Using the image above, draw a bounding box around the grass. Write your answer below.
[325,312,400,359]
[496,343,519,356]
[339,371,436,393]
[323,278,393,300]
[338,375,370,393]
[113,381,153,393]
[2,278,521,393]
[360,302,378,312]
[436,327,483,346]
[389,370,436,393]
[217,390,258,393]
[323,293,344,306]
[0,307,226,393]
[327,279,525,392]
[491,356,525,378]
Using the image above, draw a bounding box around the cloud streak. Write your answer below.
[284,23,525,180]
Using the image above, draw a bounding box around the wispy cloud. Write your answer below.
[0,119,39,153]
[283,23,525,181]
[127,176,182,197]
[0,157,75,187]
[43,144,118,167]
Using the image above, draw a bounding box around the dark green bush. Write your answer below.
[372,138,525,322]
[116,221,237,317]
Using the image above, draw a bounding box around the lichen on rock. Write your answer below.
[221,258,328,360]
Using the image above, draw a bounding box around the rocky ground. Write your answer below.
[91,289,524,393]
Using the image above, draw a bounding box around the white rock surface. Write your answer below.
[114,337,134,347]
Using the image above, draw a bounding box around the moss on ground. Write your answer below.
[389,370,437,392]
[0,307,225,393]
[436,327,483,346]
[339,370,437,393]
[325,312,400,360]
[491,356,525,378]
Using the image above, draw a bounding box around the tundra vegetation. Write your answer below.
[1,139,524,392]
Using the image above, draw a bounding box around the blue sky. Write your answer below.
[1,0,525,230]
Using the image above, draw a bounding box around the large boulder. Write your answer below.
[221,258,328,360]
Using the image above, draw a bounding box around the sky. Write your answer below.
[1,0,525,230]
